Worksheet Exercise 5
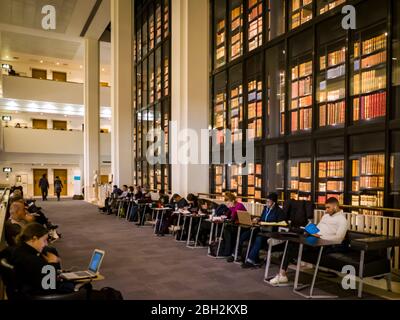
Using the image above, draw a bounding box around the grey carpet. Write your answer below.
[38,199,382,300]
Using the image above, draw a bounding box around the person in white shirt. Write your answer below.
[270,197,349,285]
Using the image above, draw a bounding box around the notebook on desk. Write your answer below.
[60,249,105,281]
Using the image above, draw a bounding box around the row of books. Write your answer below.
[319,0,346,15]
[360,176,385,189]
[292,61,313,80]
[353,92,386,121]
[318,160,345,178]
[326,64,346,80]
[292,77,312,98]
[291,108,312,132]
[291,8,313,29]
[318,194,344,204]
[248,102,262,119]
[164,1,169,36]
[319,102,346,127]
[248,163,262,175]
[357,154,385,176]
[319,181,344,192]
[164,58,169,96]
[292,0,313,12]
[248,119,262,139]
[231,33,243,60]
[352,192,384,208]
[248,176,262,188]
[248,0,260,9]
[361,51,386,69]
[362,34,387,56]
[322,47,346,70]
[353,71,386,94]
[319,88,346,103]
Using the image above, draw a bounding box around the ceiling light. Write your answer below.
[28,103,38,109]
[56,62,60,66]
[102,68,105,72]
[40,60,44,63]
[5,56,9,59]
[7,101,19,108]
[80,65,83,69]
[44,104,56,110]
[64,106,74,112]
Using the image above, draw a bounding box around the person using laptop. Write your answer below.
[9,223,71,296]
[241,193,286,267]
[269,197,348,285]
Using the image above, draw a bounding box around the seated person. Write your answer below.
[240,193,286,267]
[9,223,67,297]
[134,186,143,200]
[158,194,188,236]
[180,194,201,242]
[187,194,199,212]
[5,201,35,247]
[269,197,348,285]
[222,192,246,259]
[118,185,129,199]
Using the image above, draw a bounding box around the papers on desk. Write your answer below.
[259,221,288,227]
[211,216,227,222]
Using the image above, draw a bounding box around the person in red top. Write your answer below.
[223,192,247,259]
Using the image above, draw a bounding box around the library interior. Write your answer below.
[1,0,400,303]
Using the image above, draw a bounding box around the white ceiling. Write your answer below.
[0,0,111,65]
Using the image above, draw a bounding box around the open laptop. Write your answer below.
[60,249,105,281]
[237,211,257,227]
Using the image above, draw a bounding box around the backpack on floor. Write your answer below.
[209,240,226,257]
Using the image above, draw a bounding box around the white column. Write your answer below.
[111,0,133,187]
[171,0,210,195]
[83,38,100,202]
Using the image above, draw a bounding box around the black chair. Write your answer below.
[0,258,87,301]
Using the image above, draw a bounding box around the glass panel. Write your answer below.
[163,41,170,97]
[392,0,400,119]
[143,13,148,56]
[350,153,385,215]
[290,55,313,133]
[351,26,387,123]
[247,163,263,199]
[317,0,346,15]
[137,21,142,61]
[316,157,345,204]
[149,5,155,51]
[214,0,226,68]
[265,144,285,201]
[229,64,243,143]
[213,72,227,145]
[288,158,312,201]
[163,0,169,37]
[155,48,162,101]
[290,0,313,30]
[149,53,155,104]
[137,65,142,109]
[390,132,400,210]
[142,58,148,108]
[248,0,263,52]
[266,43,286,138]
[228,164,244,198]
[317,40,346,128]
[156,1,162,44]
[229,0,243,61]
[268,0,286,40]
[247,55,263,140]
[213,165,226,194]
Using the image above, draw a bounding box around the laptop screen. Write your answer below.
[88,251,104,273]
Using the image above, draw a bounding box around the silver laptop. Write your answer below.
[60,249,105,281]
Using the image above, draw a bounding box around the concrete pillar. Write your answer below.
[111,0,133,187]
[171,0,210,196]
[83,38,100,202]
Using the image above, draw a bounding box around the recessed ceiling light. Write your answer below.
[7,101,19,108]
[56,62,60,66]
[40,60,44,63]
[5,56,9,59]
[80,65,83,69]
[102,68,105,72]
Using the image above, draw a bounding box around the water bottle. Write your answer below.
[175,204,178,212]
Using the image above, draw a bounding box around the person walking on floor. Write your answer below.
[39,174,49,201]
[54,176,64,201]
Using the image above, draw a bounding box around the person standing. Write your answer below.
[39,174,49,201]
[54,176,63,201]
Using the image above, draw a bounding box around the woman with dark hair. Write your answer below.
[10,223,66,296]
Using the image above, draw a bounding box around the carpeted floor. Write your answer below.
[39,199,383,300]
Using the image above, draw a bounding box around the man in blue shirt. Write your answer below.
[241,193,286,268]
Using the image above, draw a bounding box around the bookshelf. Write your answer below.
[230,3,243,61]
[248,0,263,51]
[214,165,226,194]
[149,54,155,104]
[290,0,313,30]
[318,44,346,128]
[164,46,169,97]
[318,0,346,15]
[352,31,387,122]
[156,48,162,100]
[351,154,385,215]
[149,11,155,50]
[137,26,142,61]
[229,164,244,196]
[290,58,313,133]
[316,159,345,204]
[156,165,162,190]
[143,18,148,57]
[247,79,263,139]
[288,159,312,201]
[214,91,227,145]
[163,0,169,37]
[216,19,226,68]
[247,163,263,199]
[229,85,243,142]
[156,2,162,44]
